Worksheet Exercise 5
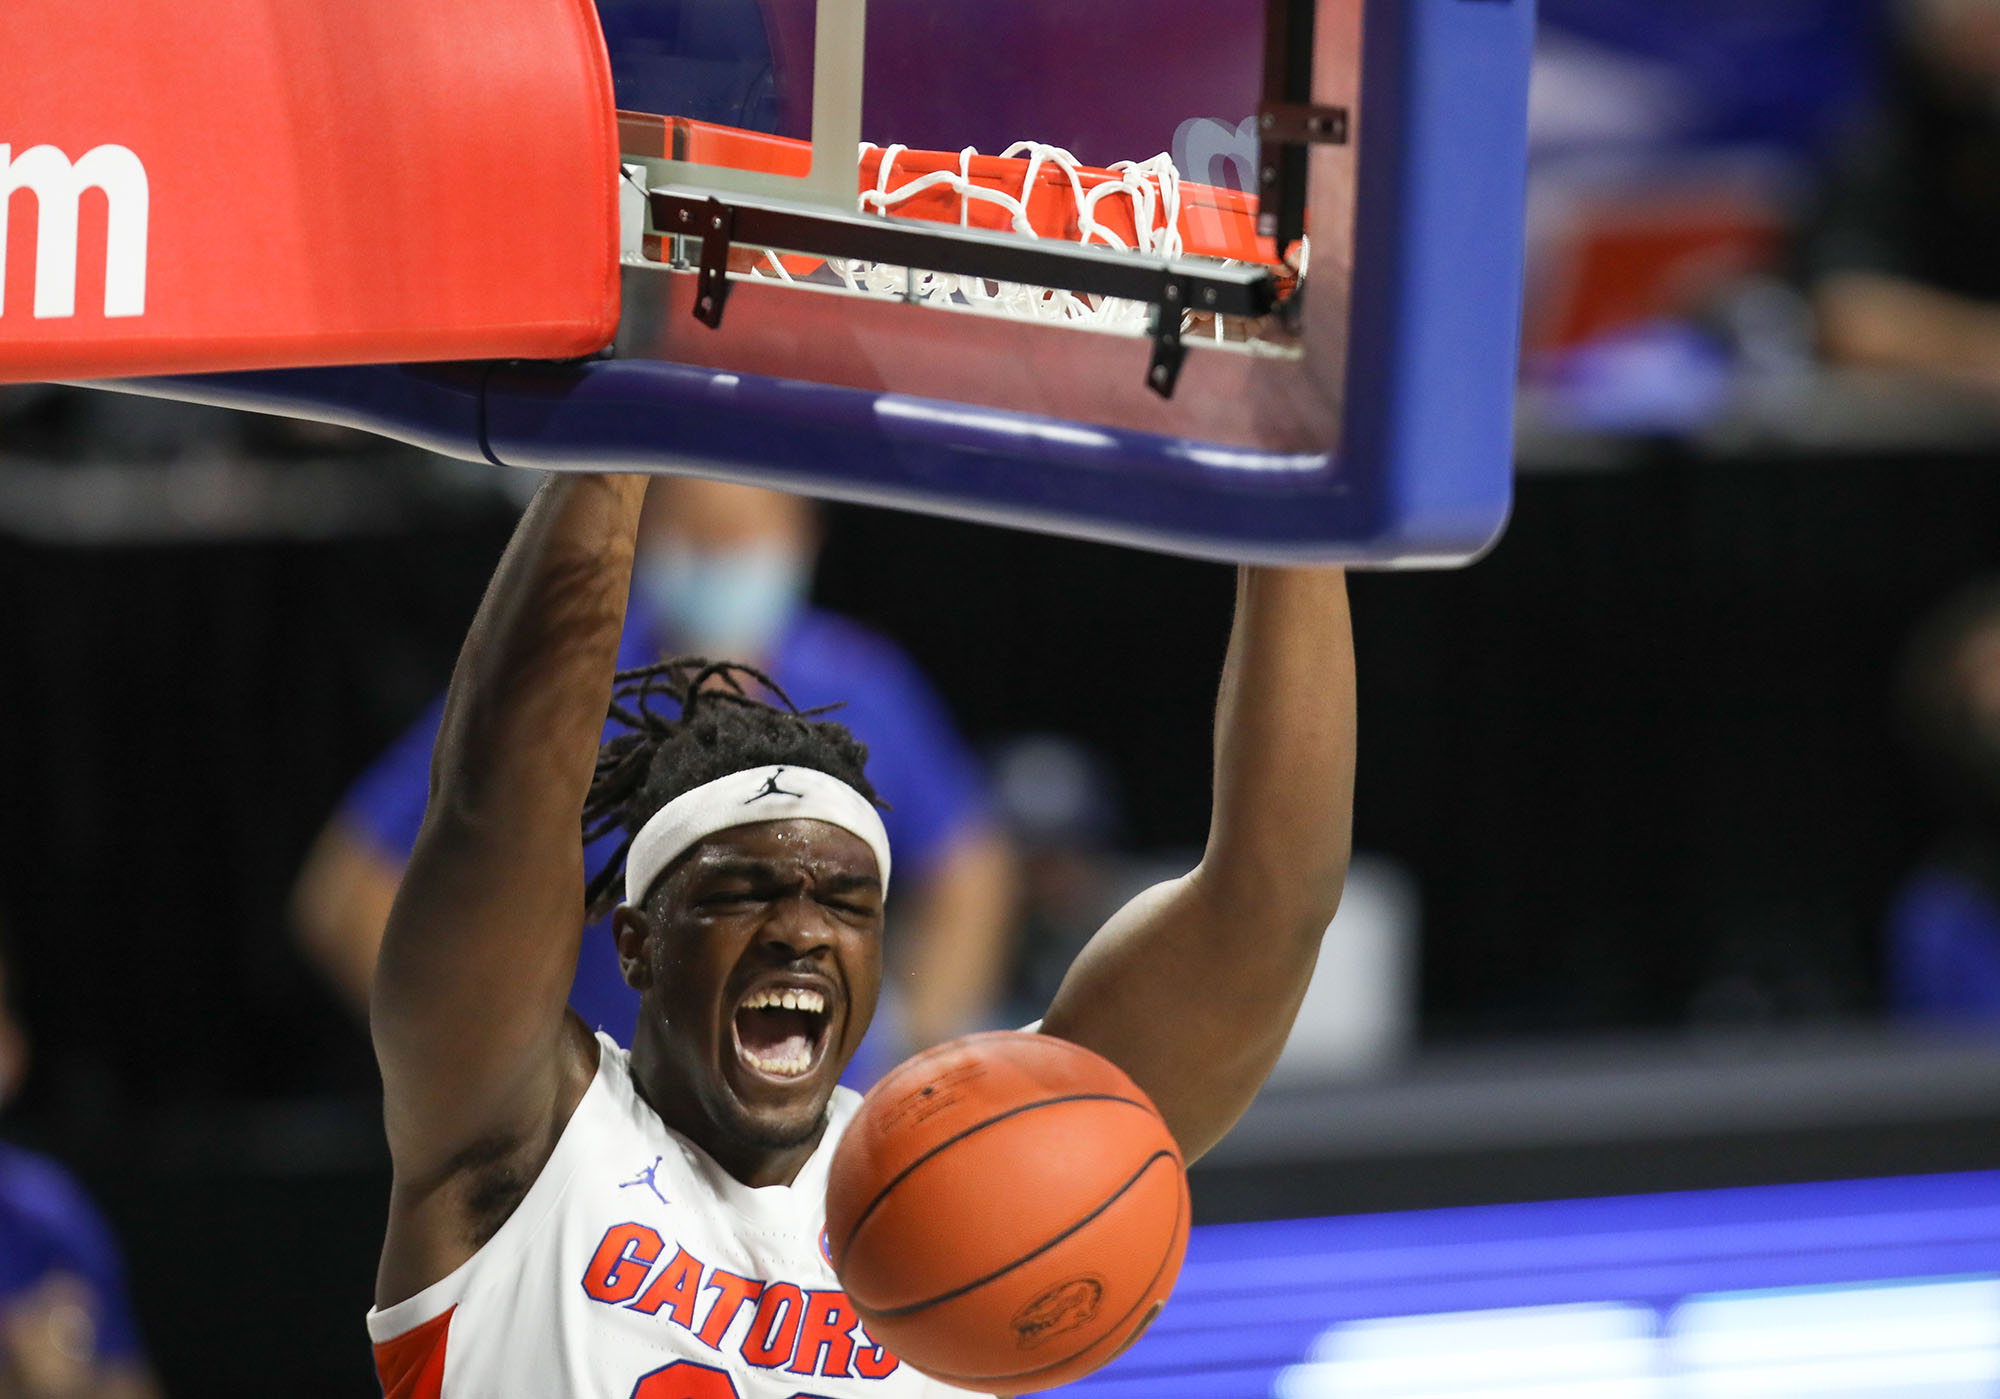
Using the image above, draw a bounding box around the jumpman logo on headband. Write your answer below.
[744,768,805,804]
[620,1156,669,1207]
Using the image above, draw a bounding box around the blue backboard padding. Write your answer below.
[1344,0,1533,563]
[484,360,1368,561]
[100,0,1533,565]
[1057,1170,2000,1396]
[92,364,498,466]
[110,359,1355,561]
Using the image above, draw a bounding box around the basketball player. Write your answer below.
[367,474,1354,1396]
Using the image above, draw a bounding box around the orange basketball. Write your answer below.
[825,1031,1190,1394]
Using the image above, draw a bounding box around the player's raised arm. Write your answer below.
[1039,566,1355,1161]
[370,472,649,1301]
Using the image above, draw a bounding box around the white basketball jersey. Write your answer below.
[367,1033,986,1399]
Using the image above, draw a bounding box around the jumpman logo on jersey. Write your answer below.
[743,768,804,804]
[619,1156,669,1207]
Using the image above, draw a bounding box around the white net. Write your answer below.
[745,141,1284,338]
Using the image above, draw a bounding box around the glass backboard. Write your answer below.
[606,0,1358,448]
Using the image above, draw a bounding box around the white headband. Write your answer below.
[624,765,892,906]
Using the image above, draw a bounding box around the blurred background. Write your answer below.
[19,0,2000,1393]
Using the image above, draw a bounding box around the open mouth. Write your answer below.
[732,986,833,1081]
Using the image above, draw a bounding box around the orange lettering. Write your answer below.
[742,1282,804,1368]
[786,1291,859,1378]
[695,1269,764,1349]
[581,1224,664,1305]
[630,1246,704,1327]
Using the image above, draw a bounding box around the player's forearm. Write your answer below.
[372,473,646,1110]
[1193,565,1355,934]
[428,473,650,824]
[1138,565,1355,1140]
[1038,567,1354,1158]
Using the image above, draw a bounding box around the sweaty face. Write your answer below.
[626,819,883,1167]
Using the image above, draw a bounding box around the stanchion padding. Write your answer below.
[1,0,620,383]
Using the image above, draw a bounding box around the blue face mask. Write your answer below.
[634,540,810,659]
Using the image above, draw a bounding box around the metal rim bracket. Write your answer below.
[693,197,734,329]
[1148,278,1191,399]
[651,189,1275,397]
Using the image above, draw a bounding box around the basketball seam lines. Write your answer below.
[854,1148,1180,1320]
[913,1177,1186,1387]
[833,1092,1154,1273]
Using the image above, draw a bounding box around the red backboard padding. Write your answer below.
[0,0,619,383]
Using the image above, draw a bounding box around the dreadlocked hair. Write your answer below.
[581,657,881,920]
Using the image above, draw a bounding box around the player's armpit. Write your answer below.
[1039,567,1354,1162]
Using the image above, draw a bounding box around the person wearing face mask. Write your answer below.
[291,477,1015,1081]
[0,924,161,1399]
[1803,0,2000,391]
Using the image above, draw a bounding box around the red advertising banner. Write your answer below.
[0,0,619,382]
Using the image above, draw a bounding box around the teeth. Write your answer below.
[742,1047,813,1076]
[741,987,826,1014]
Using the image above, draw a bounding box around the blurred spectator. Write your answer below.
[1805,0,2000,390]
[988,734,1162,1024]
[0,927,159,1399]
[1536,0,1883,155]
[1886,581,2000,1020]
[990,733,1418,1077]
[291,477,1015,1074]
[1520,5,1880,432]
